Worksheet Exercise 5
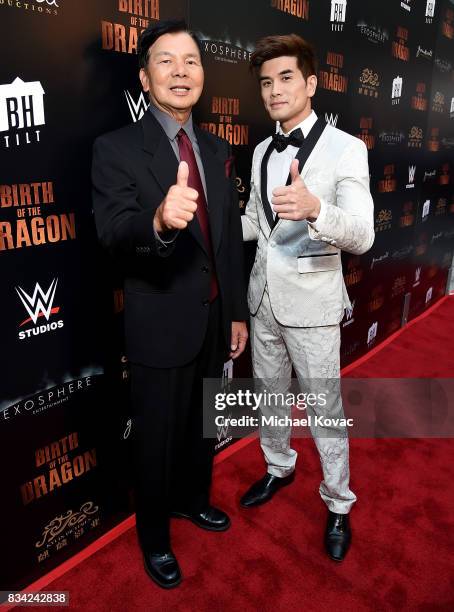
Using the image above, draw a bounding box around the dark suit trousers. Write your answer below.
[130,297,226,552]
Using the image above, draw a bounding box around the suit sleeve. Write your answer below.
[227,144,249,321]
[241,148,260,242]
[307,138,375,255]
[92,135,176,258]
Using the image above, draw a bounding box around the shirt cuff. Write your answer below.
[307,198,327,236]
[153,226,179,247]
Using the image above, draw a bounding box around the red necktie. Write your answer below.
[177,128,218,302]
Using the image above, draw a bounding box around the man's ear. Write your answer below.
[139,68,150,92]
[307,74,317,98]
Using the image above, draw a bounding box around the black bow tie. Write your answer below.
[272,128,305,152]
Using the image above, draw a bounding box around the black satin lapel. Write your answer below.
[285,117,328,186]
[260,141,277,231]
[195,127,224,255]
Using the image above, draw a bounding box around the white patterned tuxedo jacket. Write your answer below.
[242,120,375,327]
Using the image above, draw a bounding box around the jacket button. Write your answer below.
[202,300,210,307]
[201,266,209,273]
[270,241,276,248]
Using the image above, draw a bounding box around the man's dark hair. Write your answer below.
[138,20,203,69]
[250,34,318,80]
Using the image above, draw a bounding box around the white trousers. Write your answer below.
[250,288,357,514]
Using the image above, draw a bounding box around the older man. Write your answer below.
[92,20,248,588]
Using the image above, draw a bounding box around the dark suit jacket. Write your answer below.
[92,111,248,368]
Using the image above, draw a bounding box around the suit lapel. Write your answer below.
[259,118,327,235]
[260,140,277,232]
[194,125,224,255]
[142,111,179,199]
[285,117,328,186]
[142,112,217,256]
[299,126,329,182]
[271,117,328,234]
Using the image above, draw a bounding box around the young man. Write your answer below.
[241,34,374,561]
[92,21,248,588]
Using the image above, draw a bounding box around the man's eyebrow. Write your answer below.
[259,69,294,81]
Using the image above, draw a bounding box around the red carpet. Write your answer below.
[19,297,454,611]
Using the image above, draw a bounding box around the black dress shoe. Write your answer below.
[171,506,231,531]
[240,472,295,508]
[143,550,182,589]
[325,511,352,561]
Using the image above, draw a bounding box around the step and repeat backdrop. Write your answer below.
[1,0,453,590]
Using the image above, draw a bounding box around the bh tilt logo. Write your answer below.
[0,77,46,149]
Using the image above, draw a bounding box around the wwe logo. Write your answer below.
[325,112,339,126]
[345,300,355,320]
[16,278,58,327]
[124,90,149,122]
[406,165,416,189]
[343,299,355,327]
[216,414,231,442]
[415,267,421,283]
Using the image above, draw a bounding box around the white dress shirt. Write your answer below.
[266,110,318,219]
